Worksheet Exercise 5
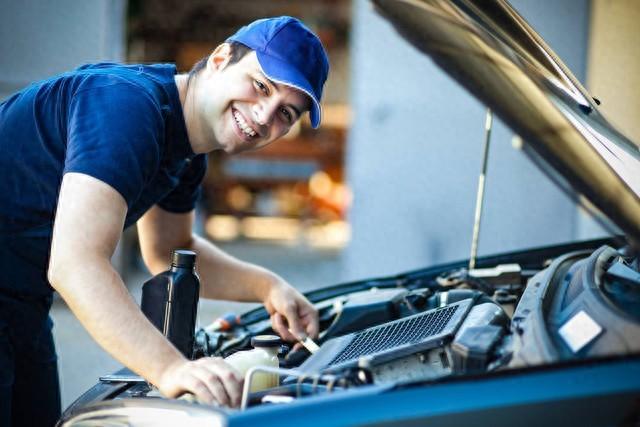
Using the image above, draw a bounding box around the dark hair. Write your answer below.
[187,41,252,80]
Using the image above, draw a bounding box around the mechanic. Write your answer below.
[0,16,329,426]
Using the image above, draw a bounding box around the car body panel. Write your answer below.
[227,356,640,426]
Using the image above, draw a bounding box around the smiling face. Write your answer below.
[185,44,310,155]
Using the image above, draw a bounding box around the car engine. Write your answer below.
[67,239,640,413]
[177,240,639,409]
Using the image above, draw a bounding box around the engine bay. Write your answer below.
[82,240,640,412]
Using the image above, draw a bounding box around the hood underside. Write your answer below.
[372,0,640,247]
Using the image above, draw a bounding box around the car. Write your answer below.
[57,0,640,426]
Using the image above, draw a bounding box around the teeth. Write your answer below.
[233,111,256,137]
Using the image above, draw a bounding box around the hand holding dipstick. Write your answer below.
[288,328,320,353]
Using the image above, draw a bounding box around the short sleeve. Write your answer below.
[157,153,207,213]
[64,78,162,207]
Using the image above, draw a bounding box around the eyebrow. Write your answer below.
[259,72,305,119]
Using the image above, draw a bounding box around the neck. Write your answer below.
[174,74,188,106]
[174,73,217,154]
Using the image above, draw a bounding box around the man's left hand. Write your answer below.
[263,278,318,343]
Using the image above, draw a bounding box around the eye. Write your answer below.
[280,107,293,124]
[254,79,268,95]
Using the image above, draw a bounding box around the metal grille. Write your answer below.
[329,305,459,366]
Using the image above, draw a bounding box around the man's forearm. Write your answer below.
[50,256,185,387]
[138,207,281,303]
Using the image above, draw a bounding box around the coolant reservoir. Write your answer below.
[224,335,280,392]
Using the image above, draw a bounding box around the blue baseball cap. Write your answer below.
[227,16,329,129]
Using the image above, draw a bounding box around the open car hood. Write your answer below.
[372,0,640,247]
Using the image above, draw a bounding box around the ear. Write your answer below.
[207,43,233,72]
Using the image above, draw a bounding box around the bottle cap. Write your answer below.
[171,249,197,269]
[251,335,281,348]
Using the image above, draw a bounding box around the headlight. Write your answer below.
[59,399,226,427]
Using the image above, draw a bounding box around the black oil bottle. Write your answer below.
[141,249,200,358]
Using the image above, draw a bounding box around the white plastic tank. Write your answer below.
[224,335,280,392]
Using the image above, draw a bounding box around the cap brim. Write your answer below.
[255,50,322,129]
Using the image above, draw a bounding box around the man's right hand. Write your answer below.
[157,357,244,407]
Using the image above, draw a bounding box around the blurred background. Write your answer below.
[1,0,638,409]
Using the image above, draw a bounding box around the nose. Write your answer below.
[252,97,280,127]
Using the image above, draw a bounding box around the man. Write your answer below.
[0,16,329,425]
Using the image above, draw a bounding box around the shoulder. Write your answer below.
[64,65,179,130]
[70,63,178,107]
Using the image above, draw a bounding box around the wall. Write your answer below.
[574,0,640,240]
[587,0,640,145]
[0,0,125,100]
[344,0,592,281]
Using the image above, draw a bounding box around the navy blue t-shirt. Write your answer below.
[0,63,206,296]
